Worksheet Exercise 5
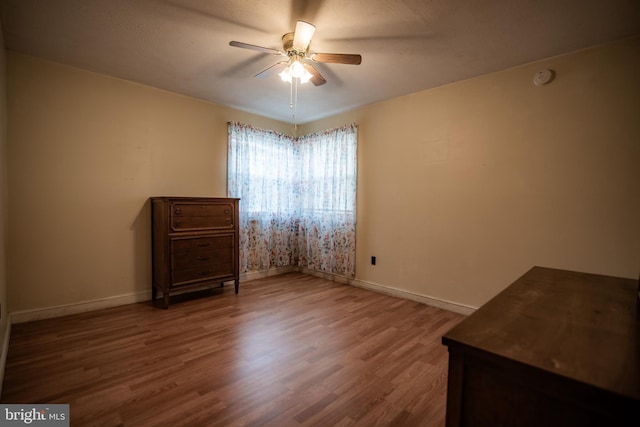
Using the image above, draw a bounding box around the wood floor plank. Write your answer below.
[1,272,464,426]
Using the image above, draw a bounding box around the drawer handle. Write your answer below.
[174,208,182,215]
[198,270,212,276]
[197,242,210,247]
[224,209,230,214]
[196,256,210,261]
[225,219,231,225]
[175,220,182,226]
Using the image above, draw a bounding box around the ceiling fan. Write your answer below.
[229,20,362,86]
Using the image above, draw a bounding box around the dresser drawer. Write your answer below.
[171,235,234,254]
[172,246,233,270]
[170,202,235,232]
[170,235,235,286]
[171,260,234,286]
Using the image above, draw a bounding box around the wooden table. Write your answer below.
[442,266,639,426]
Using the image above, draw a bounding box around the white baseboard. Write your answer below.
[348,278,477,316]
[10,291,151,324]
[240,266,297,282]
[295,268,476,315]
[8,269,475,325]
[7,269,292,324]
[0,319,10,398]
[298,267,350,284]
[7,268,294,325]
[266,267,477,315]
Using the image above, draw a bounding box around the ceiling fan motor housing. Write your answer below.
[282,32,307,60]
[282,32,295,52]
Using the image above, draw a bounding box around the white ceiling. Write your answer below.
[1,0,639,124]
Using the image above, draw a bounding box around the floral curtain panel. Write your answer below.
[228,122,357,278]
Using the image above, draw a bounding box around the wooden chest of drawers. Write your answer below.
[442,267,640,426]
[151,197,240,308]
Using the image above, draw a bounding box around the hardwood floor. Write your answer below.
[2,273,464,426]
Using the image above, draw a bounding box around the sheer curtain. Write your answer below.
[227,123,300,272]
[296,126,357,276]
[228,122,357,278]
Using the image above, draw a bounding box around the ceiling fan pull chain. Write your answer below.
[289,79,294,109]
[293,78,298,127]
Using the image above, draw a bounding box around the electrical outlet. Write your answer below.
[371,256,376,266]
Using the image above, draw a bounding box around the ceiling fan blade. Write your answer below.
[292,20,316,51]
[229,41,283,55]
[311,53,362,65]
[303,63,326,86]
[254,61,289,79]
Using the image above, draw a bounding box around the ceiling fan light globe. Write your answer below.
[300,69,313,84]
[290,61,305,78]
[279,68,292,82]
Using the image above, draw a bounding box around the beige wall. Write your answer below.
[5,36,640,315]
[6,51,292,313]
[301,36,640,308]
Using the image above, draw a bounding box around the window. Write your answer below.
[228,122,357,277]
